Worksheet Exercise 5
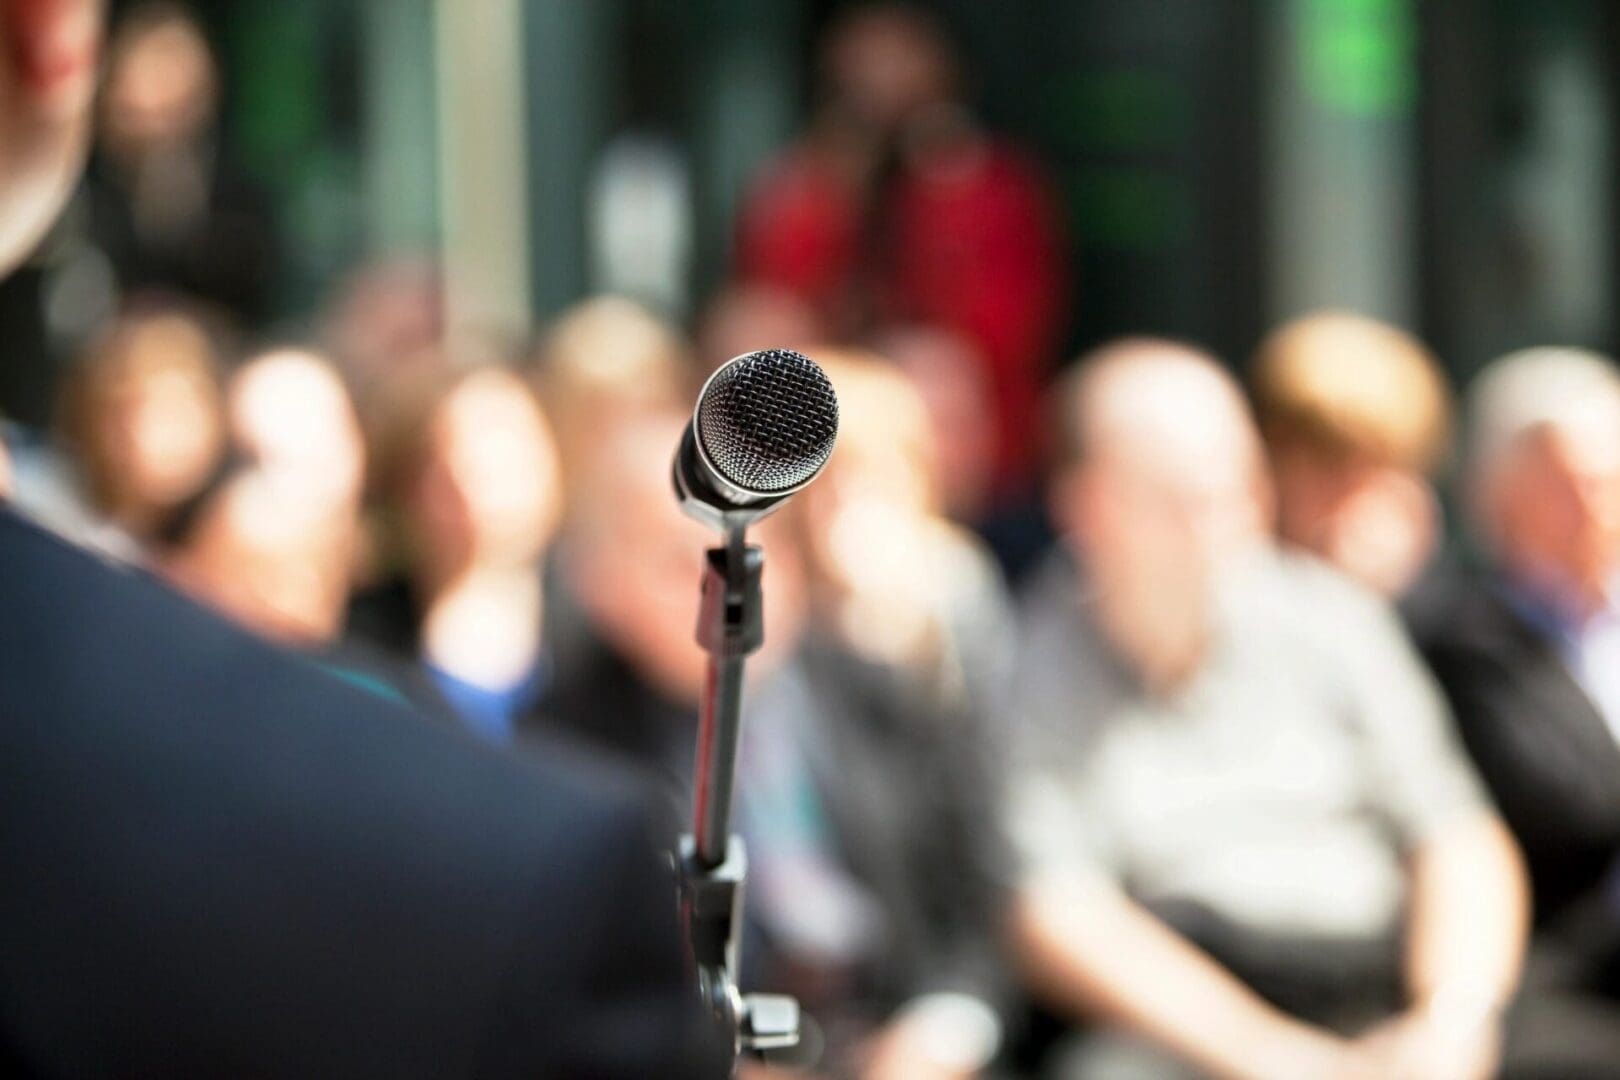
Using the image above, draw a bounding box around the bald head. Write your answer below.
[1058,338,1264,486]
[1051,340,1271,688]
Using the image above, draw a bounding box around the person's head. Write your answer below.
[696,283,823,374]
[533,295,690,493]
[564,408,805,706]
[321,255,445,403]
[57,306,225,538]
[161,465,355,645]
[803,344,939,544]
[374,357,563,588]
[229,347,364,512]
[0,0,100,276]
[874,323,995,523]
[818,3,959,135]
[1252,311,1452,597]
[99,2,216,160]
[798,346,967,668]
[1466,348,1620,613]
[1051,339,1271,688]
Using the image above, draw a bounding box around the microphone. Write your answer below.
[672,347,836,1068]
[673,348,839,531]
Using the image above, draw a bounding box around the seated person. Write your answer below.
[1412,348,1620,969]
[1011,339,1526,1079]
[1251,311,1452,602]
[49,305,226,557]
[545,406,1010,1079]
[353,353,565,743]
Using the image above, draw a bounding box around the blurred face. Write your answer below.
[885,328,993,522]
[102,13,214,153]
[575,451,714,705]
[1490,416,1620,610]
[822,8,954,133]
[698,286,821,373]
[570,416,805,705]
[1055,364,1269,688]
[413,371,562,575]
[1271,447,1436,598]
[804,418,932,590]
[230,351,364,510]
[165,472,355,645]
[108,360,223,512]
[0,0,99,275]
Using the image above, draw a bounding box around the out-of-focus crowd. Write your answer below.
[9,5,1620,1079]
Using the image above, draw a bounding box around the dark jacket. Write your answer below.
[1410,560,1620,926]
[533,622,1011,1044]
[0,509,725,1078]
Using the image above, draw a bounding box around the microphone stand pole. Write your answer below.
[680,523,799,1073]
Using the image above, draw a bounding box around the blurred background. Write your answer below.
[7,0,1618,427]
[15,2,1620,1077]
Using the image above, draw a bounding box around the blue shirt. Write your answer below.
[426,660,547,745]
[1499,573,1620,747]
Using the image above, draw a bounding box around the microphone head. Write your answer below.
[695,349,839,497]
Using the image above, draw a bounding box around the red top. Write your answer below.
[737,137,1069,498]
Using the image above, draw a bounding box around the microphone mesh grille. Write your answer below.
[696,349,839,494]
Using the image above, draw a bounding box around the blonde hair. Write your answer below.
[1252,312,1451,474]
[535,297,689,416]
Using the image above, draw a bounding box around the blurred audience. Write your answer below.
[229,346,367,511]
[1413,349,1620,990]
[1011,339,1526,1080]
[532,295,690,504]
[353,357,564,744]
[51,304,224,556]
[797,347,1011,712]
[1252,311,1453,601]
[155,346,366,647]
[89,2,277,325]
[872,323,997,527]
[736,2,1066,508]
[542,378,1012,1077]
[750,349,1011,1079]
[541,408,748,819]
[159,464,353,646]
[697,282,824,373]
[321,255,446,411]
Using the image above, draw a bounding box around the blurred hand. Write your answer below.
[1239,1020,1373,1080]
[855,1018,977,1080]
[1347,1009,1501,1080]
[739,1062,823,1080]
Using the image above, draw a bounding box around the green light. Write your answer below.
[1299,0,1415,117]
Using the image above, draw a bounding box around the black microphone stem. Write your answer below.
[691,525,761,870]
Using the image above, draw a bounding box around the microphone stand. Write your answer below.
[680,523,800,1073]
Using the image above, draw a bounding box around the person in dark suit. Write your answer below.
[1412,348,1620,955]
[0,5,723,1075]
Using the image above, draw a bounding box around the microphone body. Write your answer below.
[670,349,837,1069]
[672,348,839,532]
